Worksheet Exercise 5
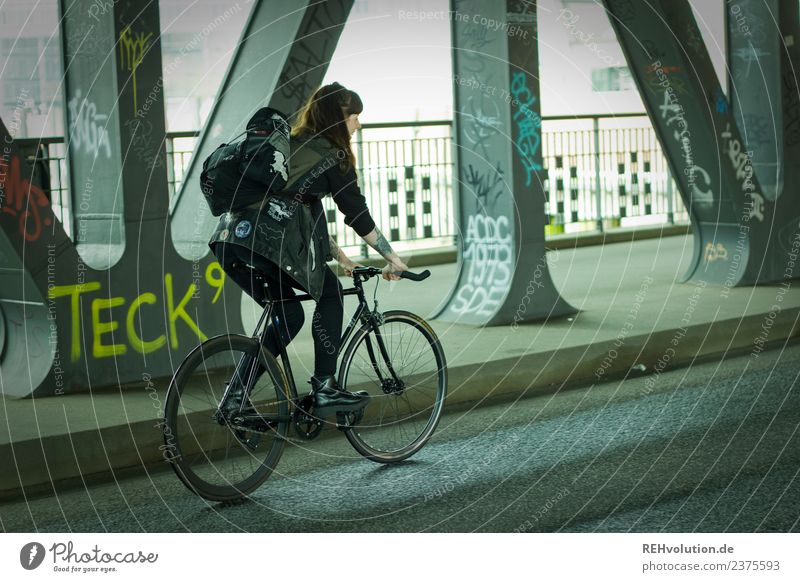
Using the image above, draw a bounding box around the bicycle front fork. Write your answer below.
[361,322,406,395]
[214,351,261,424]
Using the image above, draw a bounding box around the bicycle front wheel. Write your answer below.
[163,334,289,501]
[338,310,447,463]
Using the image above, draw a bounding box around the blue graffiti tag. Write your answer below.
[715,88,729,114]
[510,70,543,185]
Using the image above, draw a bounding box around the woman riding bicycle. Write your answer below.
[208,82,408,418]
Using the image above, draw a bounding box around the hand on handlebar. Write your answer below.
[341,260,363,278]
[382,258,408,281]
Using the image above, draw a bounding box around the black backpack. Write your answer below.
[200,107,290,216]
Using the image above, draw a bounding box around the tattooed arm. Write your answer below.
[329,235,360,277]
[325,162,407,280]
[362,227,409,281]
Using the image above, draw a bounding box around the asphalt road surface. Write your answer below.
[2,342,798,532]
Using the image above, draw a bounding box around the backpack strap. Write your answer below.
[245,139,334,211]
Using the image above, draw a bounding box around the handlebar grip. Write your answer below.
[399,269,431,282]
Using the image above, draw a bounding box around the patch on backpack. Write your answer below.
[219,228,229,241]
[257,223,283,242]
[272,151,288,182]
[266,197,295,225]
[234,220,252,238]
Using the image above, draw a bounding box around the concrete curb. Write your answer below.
[2,303,795,502]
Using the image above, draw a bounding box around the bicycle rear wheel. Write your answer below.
[163,334,289,501]
[338,310,447,463]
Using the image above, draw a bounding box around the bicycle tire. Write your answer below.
[338,310,447,463]
[162,334,290,501]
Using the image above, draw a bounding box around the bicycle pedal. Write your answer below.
[335,411,355,430]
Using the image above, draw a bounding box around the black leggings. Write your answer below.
[212,242,344,378]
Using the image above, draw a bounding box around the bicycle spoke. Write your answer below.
[164,335,288,501]
[341,314,445,461]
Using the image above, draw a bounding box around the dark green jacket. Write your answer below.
[207,133,375,301]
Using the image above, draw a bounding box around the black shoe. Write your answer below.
[310,375,369,417]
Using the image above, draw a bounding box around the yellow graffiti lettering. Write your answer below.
[126,292,167,354]
[92,297,127,358]
[48,264,220,359]
[165,273,208,349]
[119,26,153,113]
[205,261,226,303]
[48,282,102,362]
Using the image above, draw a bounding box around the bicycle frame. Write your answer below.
[255,284,366,403]
[218,268,401,426]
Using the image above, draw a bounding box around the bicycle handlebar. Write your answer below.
[352,266,431,282]
[399,269,431,281]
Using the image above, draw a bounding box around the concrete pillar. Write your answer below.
[434,0,576,326]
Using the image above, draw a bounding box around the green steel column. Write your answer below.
[170,0,355,260]
[727,0,800,285]
[435,0,575,326]
[601,0,795,287]
[0,1,248,397]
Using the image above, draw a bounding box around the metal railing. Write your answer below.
[540,114,690,234]
[15,115,690,254]
[165,130,199,199]
[336,120,455,256]
[10,138,72,239]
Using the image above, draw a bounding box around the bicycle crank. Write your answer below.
[292,394,324,440]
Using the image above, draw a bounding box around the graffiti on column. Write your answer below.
[645,71,688,96]
[731,45,770,79]
[457,0,506,213]
[277,1,341,103]
[721,122,764,221]
[704,242,729,262]
[610,0,636,27]
[510,70,542,186]
[65,14,105,68]
[450,214,513,316]
[739,114,772,145]
[118,25,154,115]
[450,1,514,318]
[67,89,112,160]
[0,155,52,242]
[731,0,769,44]
[124,118,165,170]
[652,63,714,210]
[459,1,499,162]
[466,162,504,210]
[683,20,704,54]
[463,94,502,157]
[784,69,800,147]
[460,16,492,77]
[46,262,226,362]
[278,38,331,103]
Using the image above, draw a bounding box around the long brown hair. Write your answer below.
[290,82,363,170]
